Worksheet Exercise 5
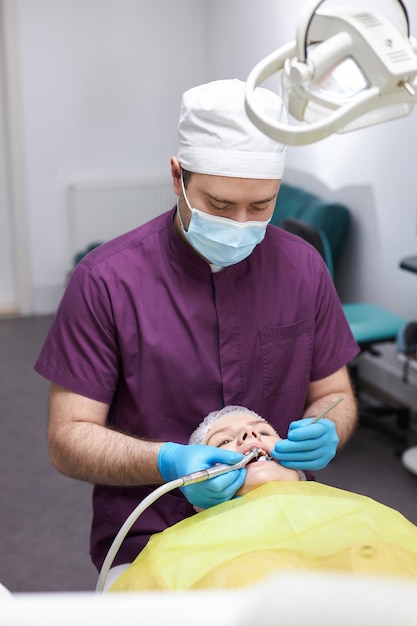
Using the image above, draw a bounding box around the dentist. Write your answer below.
[35,78,359,579]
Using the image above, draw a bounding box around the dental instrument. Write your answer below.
[179,447,261,485]
[310,395,344,424]
[245,0,417,144]
[95,447,261,592]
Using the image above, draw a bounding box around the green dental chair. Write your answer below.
[273,182,409,443]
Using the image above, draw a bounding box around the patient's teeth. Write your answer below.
[248,449,273,463]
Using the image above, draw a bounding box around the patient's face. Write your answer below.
[206,412,299,495]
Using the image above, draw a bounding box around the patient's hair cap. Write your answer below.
[189,405,267,446]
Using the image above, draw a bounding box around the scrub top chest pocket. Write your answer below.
[259,319,313,398]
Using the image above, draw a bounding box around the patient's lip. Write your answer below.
[243,447,272,462]
[242,445,262,457]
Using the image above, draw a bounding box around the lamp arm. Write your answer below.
[296,0,411,62]
[245,46,385,145]
[394,0,410,38]
[246,94,382,147]
[296,0,327,61]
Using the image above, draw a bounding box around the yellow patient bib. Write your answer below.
[110,482,417,591]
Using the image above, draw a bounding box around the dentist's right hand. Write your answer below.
[158,442,246,509]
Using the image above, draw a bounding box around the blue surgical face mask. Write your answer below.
[178,177,271,267]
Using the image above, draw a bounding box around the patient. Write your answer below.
[188,405,306,498]
[110,406,417,592]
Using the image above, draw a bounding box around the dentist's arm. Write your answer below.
[303,365,358,447]
[47,383,163,485]
[47,383,245,507]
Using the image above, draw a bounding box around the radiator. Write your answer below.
[68,177,175,263]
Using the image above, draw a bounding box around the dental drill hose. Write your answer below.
[95,480,183,593]
[95,448,260,592]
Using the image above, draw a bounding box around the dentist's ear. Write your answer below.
[170,157,182,195]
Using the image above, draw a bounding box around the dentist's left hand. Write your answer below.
[271,418,339,471]
[158,442,246,509]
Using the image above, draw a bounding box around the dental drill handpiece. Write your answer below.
[179,447,260,487]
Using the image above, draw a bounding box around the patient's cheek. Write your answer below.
[236,483,251,497]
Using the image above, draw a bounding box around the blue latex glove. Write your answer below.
[271,418,339,471]
[158,442,246,509]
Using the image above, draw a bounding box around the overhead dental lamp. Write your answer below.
[245,0,417,144]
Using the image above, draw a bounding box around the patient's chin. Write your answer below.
[236,461,299,496]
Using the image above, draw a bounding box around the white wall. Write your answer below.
[14,0,205,313]
[0,5,16,312]
[10,0,417,318]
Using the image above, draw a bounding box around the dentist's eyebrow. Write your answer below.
[251,193,277,205]
[204,191,277,206]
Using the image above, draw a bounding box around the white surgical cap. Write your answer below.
[189,405,267,446]
[177,79,287,179]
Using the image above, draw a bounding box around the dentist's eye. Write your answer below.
[209,201,233,212]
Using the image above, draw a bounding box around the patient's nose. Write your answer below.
[240,429,260,443]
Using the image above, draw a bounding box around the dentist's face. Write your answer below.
[170,157,280,266]
[206,412,299,495]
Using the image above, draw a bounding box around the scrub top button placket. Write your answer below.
[211,269,245,406]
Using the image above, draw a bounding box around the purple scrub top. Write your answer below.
[35,207,359,569]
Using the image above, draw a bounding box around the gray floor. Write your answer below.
[1,315,417,593]
[1,315,97,593]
